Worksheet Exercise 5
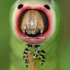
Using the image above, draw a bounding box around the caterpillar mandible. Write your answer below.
[10,0,62,70]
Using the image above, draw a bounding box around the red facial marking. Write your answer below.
[14,5,53,44]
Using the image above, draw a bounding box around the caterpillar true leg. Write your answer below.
[27,44,33,50]
[23,47,29,68]
[33,49,40,60]
[33,45,40,60]
[34,45,40,50]
[23,48,29,59]
[25,59,29,68]
[23,44,33,67]
[38,50,46,65]
[23,44,33,59]
[40,60,45,66]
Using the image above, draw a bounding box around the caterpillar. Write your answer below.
[10,0,62,70]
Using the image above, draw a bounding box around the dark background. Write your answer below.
[0,0,70,70]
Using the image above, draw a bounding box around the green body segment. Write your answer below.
[10,0,62,70]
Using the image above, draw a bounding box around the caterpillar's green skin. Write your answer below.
[10,0,62,70]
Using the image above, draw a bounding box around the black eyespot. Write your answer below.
[44,5,50,9]
[18,4,23,9]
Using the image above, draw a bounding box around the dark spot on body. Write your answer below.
[44,5,50,9]
[18,4,23,9]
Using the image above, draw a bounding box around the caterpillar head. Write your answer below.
[10,0,61,44]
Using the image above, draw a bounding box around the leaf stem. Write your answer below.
[28,52,35,70]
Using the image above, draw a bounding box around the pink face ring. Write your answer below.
[13,4,54,44]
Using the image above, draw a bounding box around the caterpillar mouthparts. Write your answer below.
[20,9,48,37]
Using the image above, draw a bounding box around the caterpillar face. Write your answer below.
[11,2,56,44]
